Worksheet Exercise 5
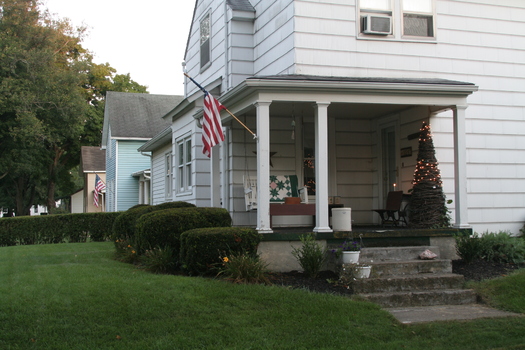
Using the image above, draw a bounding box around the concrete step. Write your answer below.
[360,246,441,263]
[352,273,465,294]
[358,289,477,308]
[356,259,452,277]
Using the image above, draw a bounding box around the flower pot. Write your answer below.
[355,265,371,279]
[341,251,360,264]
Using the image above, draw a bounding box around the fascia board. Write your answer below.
[138,127,172,152]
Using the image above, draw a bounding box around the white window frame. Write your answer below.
[200,12,211,70]
[176,136,192,193]
[165,152,172,199]
[357,0,436,41]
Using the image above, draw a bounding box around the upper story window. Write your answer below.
[200,13,211,69]
[359,0,435,40]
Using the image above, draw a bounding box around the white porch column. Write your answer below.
[144,180,150,205]
[138,181,144,204]
[256,101,272,233]
[453,105,469,228]
[210,146,221,207]
[314,102,332,233]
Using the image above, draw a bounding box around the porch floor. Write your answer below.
[263,225,470,248]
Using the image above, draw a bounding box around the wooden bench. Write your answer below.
[269,203,316,227]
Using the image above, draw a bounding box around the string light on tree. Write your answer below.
[408,122,451,228]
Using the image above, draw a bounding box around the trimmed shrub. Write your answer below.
[180,227,261,275]
[111,201,195,243]
[0,212,120,246]
[134,207,232,259]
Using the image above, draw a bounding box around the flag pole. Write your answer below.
[184,73,257,139]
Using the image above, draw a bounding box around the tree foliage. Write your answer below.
[0,0,148,215]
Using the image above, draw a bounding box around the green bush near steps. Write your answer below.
[455,231,525,264]
[180,227,261,276]
[134,207,232,261]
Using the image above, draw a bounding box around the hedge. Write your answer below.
[111,201,196,243]
[180,227,261,275]
[134,207,232,257]
[0,212,121,246]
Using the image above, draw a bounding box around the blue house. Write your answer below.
[101,91,183,212]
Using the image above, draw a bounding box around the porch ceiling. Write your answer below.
[268,101,415,120]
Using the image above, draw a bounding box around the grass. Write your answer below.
[469,269,525,313]
[0,243,524,349]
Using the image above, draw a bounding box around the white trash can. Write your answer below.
[332,208,352,231]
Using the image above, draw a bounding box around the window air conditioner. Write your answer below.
[362,15,392,35]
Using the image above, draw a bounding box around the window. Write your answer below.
[359,0,435,39]
[165,152,172,198]
[402,0,433,37]
[200,13,211,69]
[177,137,192,192]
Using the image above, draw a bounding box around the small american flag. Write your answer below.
[93,174,106,208]
[202,92,225,158]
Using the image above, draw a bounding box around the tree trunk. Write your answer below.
[15,176,35,216]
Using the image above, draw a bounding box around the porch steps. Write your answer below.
[349,246,477,308]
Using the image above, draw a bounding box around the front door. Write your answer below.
[381,125,398,200]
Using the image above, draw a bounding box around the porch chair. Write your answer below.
[244,175,308,211]
[372,190,405,226]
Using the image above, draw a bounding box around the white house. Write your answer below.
[144,0,524,234]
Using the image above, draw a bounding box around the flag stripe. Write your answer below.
[202,93,225,157]
[94,175,106,208]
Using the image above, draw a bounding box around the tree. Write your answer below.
[408,122,451,228]
[0,0,148,215]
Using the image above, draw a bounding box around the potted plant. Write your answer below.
[340,263,372,281]
[331,240,361,264]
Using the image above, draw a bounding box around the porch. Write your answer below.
[257,225,471,272]
[206,75,478,234]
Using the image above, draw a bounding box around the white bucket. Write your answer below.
[332,208,352,231]
[356,265,372,279]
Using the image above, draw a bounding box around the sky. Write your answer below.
[43,0,196,96]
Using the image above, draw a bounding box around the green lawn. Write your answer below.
[1,242,524,349]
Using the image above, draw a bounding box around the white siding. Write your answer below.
[151,143,172,205]
[178,0,525,233]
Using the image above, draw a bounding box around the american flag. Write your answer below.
[93,174,106,208]
[202,92,225,157]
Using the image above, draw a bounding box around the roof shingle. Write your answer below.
[104,92,183,139]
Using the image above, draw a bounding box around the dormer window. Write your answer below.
[200,13,211,69]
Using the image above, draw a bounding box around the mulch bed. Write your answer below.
[266,260,525,296]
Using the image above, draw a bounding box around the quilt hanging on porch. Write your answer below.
[269,175,299,202]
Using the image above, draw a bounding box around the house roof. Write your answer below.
[102,92,183,144]
[80,146,106,173]
[226,0,255,12]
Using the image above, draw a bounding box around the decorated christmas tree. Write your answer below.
[408,122,451,228]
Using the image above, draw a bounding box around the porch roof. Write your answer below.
[215,74,478,121]
[248,75,475,86]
